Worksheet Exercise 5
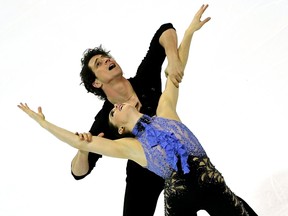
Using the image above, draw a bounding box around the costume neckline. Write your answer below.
[132,114,152,136]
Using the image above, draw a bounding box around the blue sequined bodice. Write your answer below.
[132,115,207,179]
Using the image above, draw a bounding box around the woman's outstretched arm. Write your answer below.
[157,4,211,120]
[17,103,145,164]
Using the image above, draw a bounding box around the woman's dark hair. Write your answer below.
[108,118,134,139]
[80,45,111,100]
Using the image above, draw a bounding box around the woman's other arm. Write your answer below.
[157,4,211,120]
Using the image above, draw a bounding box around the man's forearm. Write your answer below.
[159,28,179,64]
[160,28,184,87]
[71,150,90,176]
[40,119,90,177]
[160,30,195,111]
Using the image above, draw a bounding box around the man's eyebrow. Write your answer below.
[94,55,102,66]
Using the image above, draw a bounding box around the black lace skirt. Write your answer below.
[164,156,252,216]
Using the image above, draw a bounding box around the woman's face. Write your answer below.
[108,103,135,128]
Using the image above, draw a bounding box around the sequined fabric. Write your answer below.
[132,115,206,179]
[131,115,253,215]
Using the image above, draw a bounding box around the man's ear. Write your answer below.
[118,126,125,135]
[92,79,102,88]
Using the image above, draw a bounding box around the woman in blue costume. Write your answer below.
[18,5,257,216]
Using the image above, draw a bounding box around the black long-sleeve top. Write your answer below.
[72,23,175,180]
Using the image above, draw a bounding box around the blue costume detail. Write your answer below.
[132,115,207,179]
[132,115,255,216]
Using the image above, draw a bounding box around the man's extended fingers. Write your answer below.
[97,132,104,137]
[75,132,92,142]
[171,78,180,88]
[83,133,90,141]
[75,132,84,140]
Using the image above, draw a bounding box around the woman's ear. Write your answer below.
[92,79,102,88]
[118,126,125,135]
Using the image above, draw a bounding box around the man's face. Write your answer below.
[88,54,123,87]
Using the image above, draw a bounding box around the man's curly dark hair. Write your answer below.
[80,45,112,100]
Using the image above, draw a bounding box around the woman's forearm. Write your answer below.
[40,119,130,159]
[41,120,84,150]
[178,30,194,69]
[179,4,211,69]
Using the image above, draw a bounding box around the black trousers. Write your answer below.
[123,160,164,216]
[164,156,258,216]
[123,159,257,216]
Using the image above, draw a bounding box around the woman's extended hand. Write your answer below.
[188,4,211,33]
[18,103,46,126]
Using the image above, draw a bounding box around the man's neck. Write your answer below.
[103,77,135,104]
